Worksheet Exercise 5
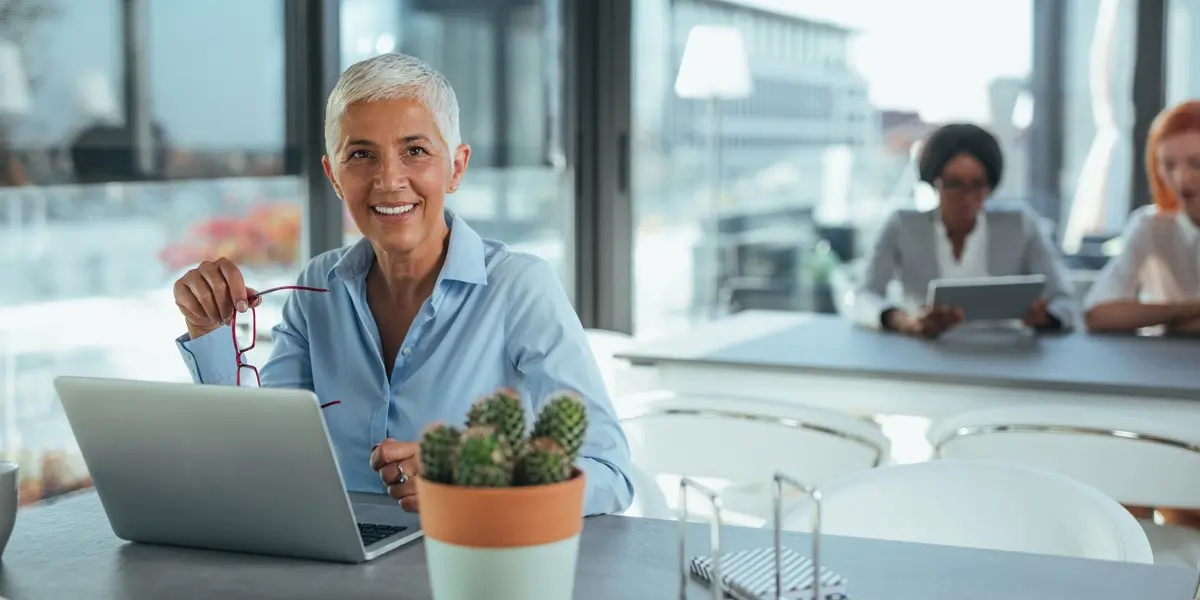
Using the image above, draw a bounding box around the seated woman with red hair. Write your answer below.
[1085,99,1200,529]
[1086,99,1200,335]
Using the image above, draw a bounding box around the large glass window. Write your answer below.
[339,0,574,296]
[1059,0,1138,251]
[1166,0,1200,104]
[632,0,1042,339]
[0,0,299,506]
[631,0,1141,338]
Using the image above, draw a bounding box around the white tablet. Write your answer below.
[926,274,1047,322]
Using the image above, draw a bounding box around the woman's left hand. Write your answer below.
[1167,316,1200,335]
[370,438,422,512]
[1023,298,1052,328]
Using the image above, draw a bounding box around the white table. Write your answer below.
[615,310,1200,420]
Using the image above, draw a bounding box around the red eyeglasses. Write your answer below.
[232,285,340,409]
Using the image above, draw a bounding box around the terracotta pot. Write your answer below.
[416,468,586,600]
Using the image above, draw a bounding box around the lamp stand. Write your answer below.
[709,96,722,214]
[702,96,726,318]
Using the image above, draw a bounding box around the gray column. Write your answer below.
[1028,0,1066,231]
[284,0,344,259]
[568,0,633,332]
[1129,0,1167,212]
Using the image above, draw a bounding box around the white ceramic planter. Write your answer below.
[416,469,586,600]
[426,535,580,600]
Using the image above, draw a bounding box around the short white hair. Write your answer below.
[323,53,461,163]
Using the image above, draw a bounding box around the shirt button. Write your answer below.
[401,347,412,356]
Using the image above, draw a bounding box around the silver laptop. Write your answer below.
[54,376,423,563]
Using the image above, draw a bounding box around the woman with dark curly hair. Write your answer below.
[850,123,1077,338]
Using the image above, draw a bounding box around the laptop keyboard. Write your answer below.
[357,522,408,546]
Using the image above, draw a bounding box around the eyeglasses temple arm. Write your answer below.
[250,285,330,300]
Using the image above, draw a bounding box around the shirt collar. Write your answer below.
[933,209,988,238]
[327,208,489,286]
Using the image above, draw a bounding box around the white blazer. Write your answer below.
[851,206,1079,330]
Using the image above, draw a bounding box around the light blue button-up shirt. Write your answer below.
[175,209,634,516]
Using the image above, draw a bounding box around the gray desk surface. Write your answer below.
[1,492,1196,599]
[618,311,1200,399]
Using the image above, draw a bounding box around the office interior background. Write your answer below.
[0,0,1197,504]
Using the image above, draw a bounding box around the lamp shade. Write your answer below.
[674,25,753,100]
[0,40,31,116]
[74,72,121,122]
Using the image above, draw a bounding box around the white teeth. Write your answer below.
[373,205,415,215]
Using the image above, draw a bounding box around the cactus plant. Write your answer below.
[514,437,572,486]
[453,426,515,487]
[419,387,587,488]
[531,392,588,460]
[466,388,527,454]
[418,423,461,484]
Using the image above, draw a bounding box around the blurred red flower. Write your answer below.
[159,203,302,270]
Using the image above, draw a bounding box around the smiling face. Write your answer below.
[1155,131,1200,223]
[322,98,470,255]
[935,152,992,234]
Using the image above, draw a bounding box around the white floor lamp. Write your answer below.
[0,40,30,119]
[674,25,753,317]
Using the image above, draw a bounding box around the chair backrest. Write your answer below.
[929,405,1200,509]
[780,459,1154,564]
[584,328,634,356]
[584,328,635,397]
[618,392,890,490]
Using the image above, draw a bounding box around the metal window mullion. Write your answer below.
[1028,0,1066,232]
[1129,0,1168,213]
[285,0,344,262]
[569,0,633,332]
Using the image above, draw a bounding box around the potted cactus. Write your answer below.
[416,387,589,600]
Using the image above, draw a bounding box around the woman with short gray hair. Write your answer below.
[169,53,634,516]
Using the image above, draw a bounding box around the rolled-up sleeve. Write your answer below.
[1084,210,1150,309]
[176,325,240,385]
[503,257,635,516]
[175,275,315,390]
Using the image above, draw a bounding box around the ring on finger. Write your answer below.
[395,462,408,485]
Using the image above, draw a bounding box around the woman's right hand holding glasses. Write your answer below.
[173,257,261,340]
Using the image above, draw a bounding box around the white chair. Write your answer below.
[616,391,890,525]
[584,328,634,359]
[583,328,659,398]
[779,459,1154,564]
[928,404,1200,567]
